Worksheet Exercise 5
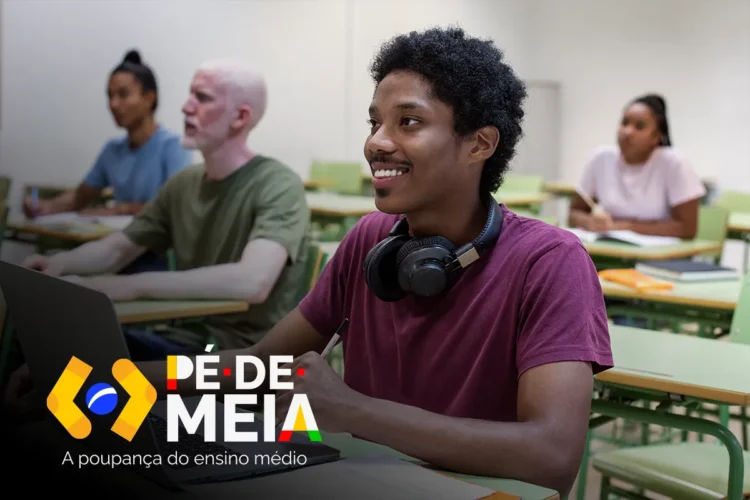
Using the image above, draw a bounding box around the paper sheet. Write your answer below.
[186,455,497,500]
[30,212,133,230]
[566,227,681,247]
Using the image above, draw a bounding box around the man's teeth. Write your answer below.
[374,169,405,178]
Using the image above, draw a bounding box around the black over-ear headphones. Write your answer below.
[363,197,504,302]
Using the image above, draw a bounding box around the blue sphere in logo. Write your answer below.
[85,383,118,415]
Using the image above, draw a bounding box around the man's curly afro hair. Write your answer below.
[369,26,527,196]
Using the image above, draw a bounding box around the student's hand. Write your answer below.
[77,275,140,301]
[21,254,64,277]
[3,363,45,422]
[584,211,614,232]
[275,352,365,434]
[22,196,52,218]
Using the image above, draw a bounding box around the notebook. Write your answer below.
[598,269,675,292]
[566,228,681,247]
[29,212,133,231]
[635,259,739,282]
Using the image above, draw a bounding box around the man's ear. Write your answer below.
[468,126,500,163]
[233,105,253,131]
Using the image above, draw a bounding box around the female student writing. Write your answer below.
[23,50,192,218]
[569,94,706,239]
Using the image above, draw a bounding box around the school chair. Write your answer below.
[592,273,750,500]
[499,174,544,192]
[695,205,730,264]
[0,176,11,203]
[296,243,328,304]
[715,190,750,214]
[0,203,7,255]
[309,161,363,195]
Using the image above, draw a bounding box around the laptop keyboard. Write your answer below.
[149,414,243,469]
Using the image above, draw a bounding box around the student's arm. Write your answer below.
[79,202,146,216]
[22,183,103,218]
[138,307,329,396]
[568,150,612,231]
[612,197,700,238]
[89,238,289,302]
[22,231,146,276]
[319,359,593,496]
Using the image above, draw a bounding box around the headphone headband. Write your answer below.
[388,197,503,272]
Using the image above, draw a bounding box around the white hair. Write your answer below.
[197,58,268,129]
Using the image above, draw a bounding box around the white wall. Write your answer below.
[1,0,748,216]
[528,0,750,193]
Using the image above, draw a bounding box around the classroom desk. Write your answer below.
[585,326,750,500]
[115,300,249,325]
[11,417,558,499]
[305,192,376,217]
[729,212,750,274]
[6,217,115,243]
[729,212,750,236]
[599,275,741,334]
[580,237,723,270]
[492,190,552,213]
[542,181,576,197]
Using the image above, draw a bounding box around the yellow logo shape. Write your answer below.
[47,356,156,442]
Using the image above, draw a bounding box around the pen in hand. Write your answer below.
[321,318,349,358]
[275,318,350,429]
[31,187,39,218]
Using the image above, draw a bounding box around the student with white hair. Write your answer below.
[21,60,311,359]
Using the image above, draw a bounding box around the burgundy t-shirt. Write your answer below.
[298,206,613,422]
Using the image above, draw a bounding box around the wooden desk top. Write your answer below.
[599,275,742,310]
[583,238,723,260]
[596,326,750,405]
[7,218,113,242]
[542,181,576,196]
[492,190,553,206]
[729,212,750,233]
[114,300,249,324]
[306,192,377,217]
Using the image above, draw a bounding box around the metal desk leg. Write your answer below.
[591,398,745,500]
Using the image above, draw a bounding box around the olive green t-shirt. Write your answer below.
[122,155,311,349]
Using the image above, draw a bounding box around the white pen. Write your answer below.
[322,318,349,358]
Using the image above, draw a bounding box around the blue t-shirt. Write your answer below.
[83,126,193,203]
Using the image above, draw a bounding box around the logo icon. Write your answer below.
[277,394,321,442]
[47,356,156,441]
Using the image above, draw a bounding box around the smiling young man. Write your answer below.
[6,28,611,496]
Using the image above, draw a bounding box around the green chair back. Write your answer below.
[0,204,7,255]
[0,176,11,203]
[310,161,362,195]
[729,273,750,346]
[715,190,750,213]
[498,174,544,192]
[695,205,729,262]
[298,244,328,303]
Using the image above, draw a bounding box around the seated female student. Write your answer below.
[569,94,706,239]
[22,50,192,219]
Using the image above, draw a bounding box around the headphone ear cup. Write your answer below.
[395,236,456,297]
[364,235,410,302]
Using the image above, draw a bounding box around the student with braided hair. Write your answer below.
[569,94,705,239]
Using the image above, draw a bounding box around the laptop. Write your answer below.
[0,261,341,490]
